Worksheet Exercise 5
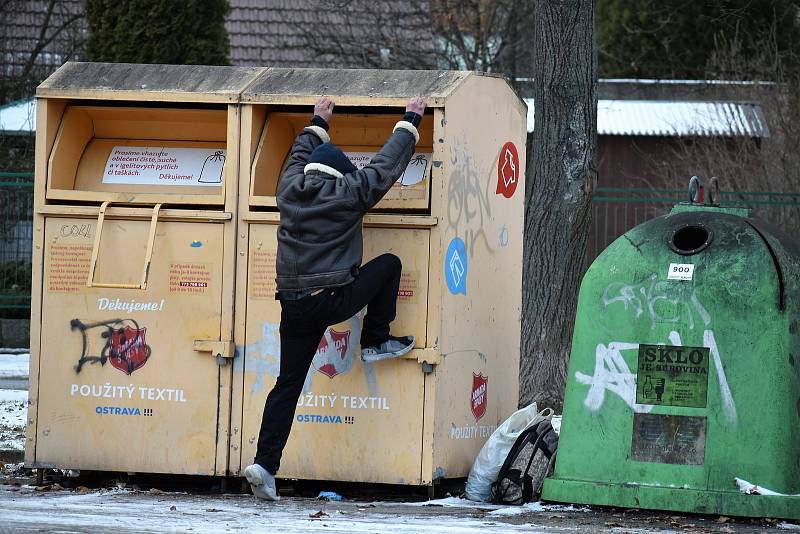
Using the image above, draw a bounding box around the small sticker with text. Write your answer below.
[667,263,694,281]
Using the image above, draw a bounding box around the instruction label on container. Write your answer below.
[102,146,226,186]
[397,270,420,304]
[667,263,694,280]
[345,152,431,187]
[636,344,709,408]
[47,243,93,293]
[249,250,277,300]
[631,414,706,465]
[168,262,211,295]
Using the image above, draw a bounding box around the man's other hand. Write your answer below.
[406,96,426,116]
[315,97,334,122]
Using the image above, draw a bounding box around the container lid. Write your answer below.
[37,62,264,103]
[241,68,472,106]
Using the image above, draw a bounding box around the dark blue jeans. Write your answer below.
[254,253,402,474]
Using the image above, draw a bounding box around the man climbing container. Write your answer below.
[245,96,427,500]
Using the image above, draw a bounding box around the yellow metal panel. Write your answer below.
[47,106,93,191]
[429,75,527,479]
[214,103,242,474]
[34,218,225,474]
[26,97,67,465]
[38,205,231,221]
[237,223,427,484]
[362,227,429,348]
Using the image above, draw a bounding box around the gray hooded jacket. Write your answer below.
[275,120,419,294]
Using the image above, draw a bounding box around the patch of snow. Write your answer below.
[779,522,800,530]
[0,353,29,379]
[524,502,591,513]
[488,507,526,516]
[0,98,35,134]
[551,415,561,435]
[0,389,28,450]
[404,496,506,509]
[735,477,800,497]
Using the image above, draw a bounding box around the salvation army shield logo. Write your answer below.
[109,326,151,375]
[471,373,488,421]
[313,329,353,379]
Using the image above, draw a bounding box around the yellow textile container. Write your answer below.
[26,63,261,475]
[231,69,527,487]
[26,64,526,488]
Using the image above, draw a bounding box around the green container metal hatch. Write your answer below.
[542,199,800,520]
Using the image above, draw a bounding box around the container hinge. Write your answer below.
[193,340,236,366]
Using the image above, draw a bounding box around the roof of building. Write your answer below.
[0,98,36,135]
[0,1,86,85]
[226,0,436,69]
[524,98,769,137]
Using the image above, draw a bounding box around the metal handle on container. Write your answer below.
[688,176,704,204]
[87,201,162,289]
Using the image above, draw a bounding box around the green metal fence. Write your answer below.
[0,172,34,318]
[0,180,798,314]
[591,187,800,261]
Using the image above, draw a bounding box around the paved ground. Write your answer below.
[1,465,798,534]
[2,351,798,533]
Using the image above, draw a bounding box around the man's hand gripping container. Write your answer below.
[231,69,528,488]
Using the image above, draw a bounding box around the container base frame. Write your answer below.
[542,477,800,521]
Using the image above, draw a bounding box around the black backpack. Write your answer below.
[490,419,559,505]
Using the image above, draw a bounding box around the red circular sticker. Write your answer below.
[496,142,520,199]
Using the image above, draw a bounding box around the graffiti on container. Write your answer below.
[71,318,152,375]
[703,329,737,424]
[446,140,494,257]
[575,341,653,414]
[59,223,92,239]
[575,330,737,423]
[603,274,711,330]
[240,312,380,396]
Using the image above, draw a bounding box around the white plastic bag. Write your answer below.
[464,403,553,502]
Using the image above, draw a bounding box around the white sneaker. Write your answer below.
[244,464,279,501]
[361,335,415,362]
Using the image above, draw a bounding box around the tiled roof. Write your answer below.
[0,1,87,82]
[1,0,437,103]
[225,0,437,69]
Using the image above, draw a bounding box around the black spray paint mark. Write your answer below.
[447,141,494,256]
[70,318,152,374]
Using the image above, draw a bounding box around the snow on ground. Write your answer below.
[0,489,599,534]
[0,352,29,379]
[404,496,506,509]
[407,497,590,515]
[0,389,27,450]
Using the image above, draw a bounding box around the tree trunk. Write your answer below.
[520,0,597,411]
